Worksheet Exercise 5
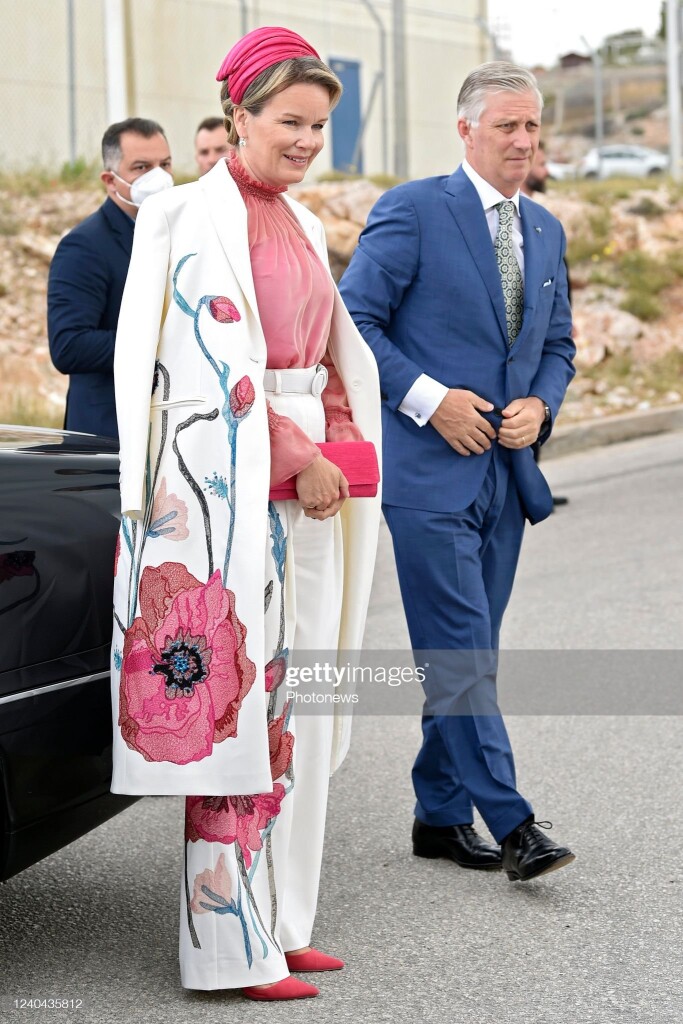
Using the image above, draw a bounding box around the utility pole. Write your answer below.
[392,0,408,179]
[238,0,248,37]
[66,0,77,166]
[104,0,128,123]
[359,0,389,175]
[581,35,604,152]
[475,17,500,60]
[667,0,682,180]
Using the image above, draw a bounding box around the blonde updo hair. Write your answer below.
[220,56,343,145]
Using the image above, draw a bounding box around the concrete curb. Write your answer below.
[544,403,683,459]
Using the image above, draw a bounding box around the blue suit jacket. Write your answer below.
[339,168,576,523]
[48,197,134,439]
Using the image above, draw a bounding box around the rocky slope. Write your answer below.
[1,176,681,428]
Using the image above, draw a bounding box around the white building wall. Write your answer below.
[0,0,491,179]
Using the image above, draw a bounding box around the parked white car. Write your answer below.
[546,160,576,181]
[577,145,669,179]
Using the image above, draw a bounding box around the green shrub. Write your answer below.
[0,211,19,235]
[566,207,612,263]
[583,351,633,383]
[619,291,662,321]
[641,348,683,392]
[617,251,674,293]
[368,173,403,189]
[1,394,65,429]
[627,196,665,218]
[316,169,362,183]
[59,158,99,187]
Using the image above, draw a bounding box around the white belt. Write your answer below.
[263,364,328,396]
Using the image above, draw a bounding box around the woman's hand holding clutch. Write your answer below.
[295,455,349,520]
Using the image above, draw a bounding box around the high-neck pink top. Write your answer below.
[228,154,362,485]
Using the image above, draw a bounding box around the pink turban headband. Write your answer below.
[216,26,320,105]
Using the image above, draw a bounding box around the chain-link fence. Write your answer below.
[0,0,489,179]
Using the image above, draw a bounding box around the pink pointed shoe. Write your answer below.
[242,976,320,1001]
[285,948,345,972]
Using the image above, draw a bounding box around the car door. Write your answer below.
[0,427,135,881]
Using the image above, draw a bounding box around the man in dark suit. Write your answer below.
[340,63,576,882]
[48,118,172,438]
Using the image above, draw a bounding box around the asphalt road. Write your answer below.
[1,431,682,1024]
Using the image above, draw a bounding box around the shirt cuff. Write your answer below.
[398,374,448,427]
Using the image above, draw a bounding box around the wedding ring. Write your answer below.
[521,435,526,445]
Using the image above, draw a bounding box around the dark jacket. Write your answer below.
[48,197,134,439]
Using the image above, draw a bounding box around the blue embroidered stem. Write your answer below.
[268,503,287,651]
[236,874,255,967]
[172,253,198,317]
[236,848,270,959]
[126,519,138,627]
[193,308,222,379]
[223,422,238,586]
[121,517,133,558]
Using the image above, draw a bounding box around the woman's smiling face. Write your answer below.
[233,82,331,187]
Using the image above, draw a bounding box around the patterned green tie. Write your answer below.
[494,200,523,345]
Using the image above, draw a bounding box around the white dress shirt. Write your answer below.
[398,160,524,427]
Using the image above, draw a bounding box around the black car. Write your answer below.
[0,425,136,881]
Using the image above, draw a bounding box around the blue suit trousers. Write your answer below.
[383,447,534,843]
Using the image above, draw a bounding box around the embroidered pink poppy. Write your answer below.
[268,707,294,782]
[185,787,286,867]
[184,709,293,863]
[229,376,255,420]
[208,296,241,323]
[264,654,287,693]
[119,563,255,764]
[148,478,189,541]
[190,852,235,915]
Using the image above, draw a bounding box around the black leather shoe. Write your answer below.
[412,820,502,870]
[502,819,575,881]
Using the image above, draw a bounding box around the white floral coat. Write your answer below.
[110,158,381,797]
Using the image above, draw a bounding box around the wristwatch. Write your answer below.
[542,402,551,426]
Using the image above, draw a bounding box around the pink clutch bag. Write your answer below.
[269,441,380,501]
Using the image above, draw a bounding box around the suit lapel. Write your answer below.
[102,198,134,259]
[444,169,509,343]
[514,196,546,349]
[199,159,260,319]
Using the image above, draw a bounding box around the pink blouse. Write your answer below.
[228,154,363,486]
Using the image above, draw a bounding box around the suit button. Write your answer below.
[507,356,514,363]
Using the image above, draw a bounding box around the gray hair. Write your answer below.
[457,62,543,126]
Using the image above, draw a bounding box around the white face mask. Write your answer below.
[112,165,173,207]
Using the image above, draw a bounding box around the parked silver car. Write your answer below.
[577,145,669,179]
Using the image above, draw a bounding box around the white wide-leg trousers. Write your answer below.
[179,383,343,990]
